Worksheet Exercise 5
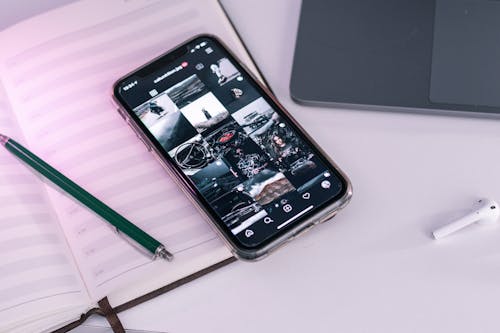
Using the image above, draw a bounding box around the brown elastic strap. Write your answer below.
[113,256,237,314]
[52,257,236,333]
[52,308,101,333]
[97,297,126,333]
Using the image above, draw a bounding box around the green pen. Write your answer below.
[0,133,173,261]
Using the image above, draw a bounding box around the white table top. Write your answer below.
[86,0,500,332]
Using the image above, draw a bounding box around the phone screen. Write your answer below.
[114,36,347,249]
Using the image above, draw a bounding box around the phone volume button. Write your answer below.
[117,108,126,121]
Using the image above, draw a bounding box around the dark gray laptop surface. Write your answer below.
[290,0,500,116]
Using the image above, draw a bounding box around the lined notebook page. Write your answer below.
[0,83,89,331]
[0,0,256,301]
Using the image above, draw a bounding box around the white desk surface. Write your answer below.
[85,0,500,332]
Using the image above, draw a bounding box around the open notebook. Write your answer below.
[0,1,263,332]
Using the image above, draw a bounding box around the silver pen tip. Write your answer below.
[0,134,9,145]
[155,246,174,261]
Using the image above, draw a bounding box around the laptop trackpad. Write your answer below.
[430,0,500,107]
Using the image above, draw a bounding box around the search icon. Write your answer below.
[263,216,274,224]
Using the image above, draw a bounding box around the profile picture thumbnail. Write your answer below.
[134,93,197,152]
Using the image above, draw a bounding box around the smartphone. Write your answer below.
[112,35,352,260]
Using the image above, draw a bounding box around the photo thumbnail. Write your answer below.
[233,98,316,176]
[238,169,295,206]
[202,119,274,179]
[180,92,229,133]
[208,57,240,87]
[134,93,198,152]
[223,137,274,179]
[166,74,209,108]
[134,93,179,128]
[168,134,213,175]
[190,159,261,231]
[265,123,316,176]
[203,119,249,161]
[209,76,260,113]
[190,159,242,201]
[231,97,276,136]
[232,97,278,134]
[286,153,323,182]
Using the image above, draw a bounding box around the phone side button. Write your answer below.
[117,108,126,121]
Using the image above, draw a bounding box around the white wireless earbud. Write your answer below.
[432,198,499,239]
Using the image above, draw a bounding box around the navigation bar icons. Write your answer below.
[264,216,274,224]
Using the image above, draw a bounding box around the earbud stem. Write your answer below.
[433,214,478,239]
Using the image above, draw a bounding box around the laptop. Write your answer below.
[290,0,500,116]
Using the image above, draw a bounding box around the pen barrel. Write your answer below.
[5,139,162,255]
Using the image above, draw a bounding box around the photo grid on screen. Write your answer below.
[133,57,331,235]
